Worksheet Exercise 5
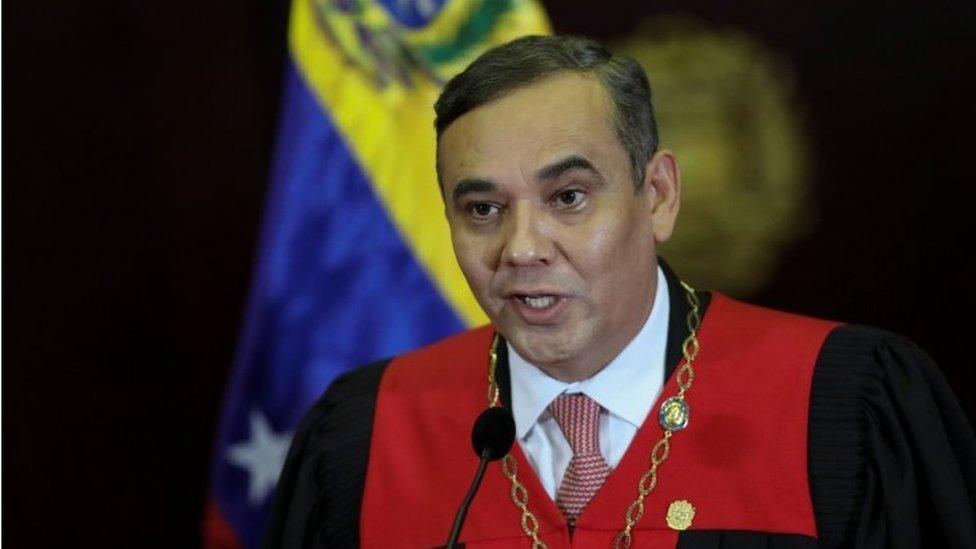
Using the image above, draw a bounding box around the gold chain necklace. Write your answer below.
[485,281,702,549]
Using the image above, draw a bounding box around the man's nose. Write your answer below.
[501,201,554,267]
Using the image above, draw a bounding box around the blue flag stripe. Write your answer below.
[208,60,465,547]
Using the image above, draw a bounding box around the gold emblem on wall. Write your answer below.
[613,18,811,296]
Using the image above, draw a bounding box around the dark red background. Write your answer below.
[5,1,974,546]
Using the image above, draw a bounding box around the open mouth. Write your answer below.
[518,295,558,309]
[506,293,567,324]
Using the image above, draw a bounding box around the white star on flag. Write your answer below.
[226,410,294,505]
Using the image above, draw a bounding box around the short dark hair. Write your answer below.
[434,35,659,187]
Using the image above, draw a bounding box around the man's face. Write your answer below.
[439,72,679,380]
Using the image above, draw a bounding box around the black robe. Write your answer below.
[264,265,976,548]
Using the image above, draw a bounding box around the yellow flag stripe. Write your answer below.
[289,0,549,327]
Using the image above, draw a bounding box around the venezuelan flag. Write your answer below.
[203,1,550,547]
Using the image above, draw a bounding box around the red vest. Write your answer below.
[361,294,839,548]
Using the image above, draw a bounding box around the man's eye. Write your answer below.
[554,189,586,208]
[467,202,500,220]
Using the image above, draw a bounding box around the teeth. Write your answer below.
[521,295,556,309]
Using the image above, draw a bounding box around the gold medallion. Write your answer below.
[659,396,690,431]
[666,499,696,531]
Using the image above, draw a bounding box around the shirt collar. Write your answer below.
[508,266,671,439]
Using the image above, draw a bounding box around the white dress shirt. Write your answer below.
[508,266,670,499]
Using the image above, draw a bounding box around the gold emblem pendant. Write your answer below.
[659,396,690,431]
[666,500,696,530]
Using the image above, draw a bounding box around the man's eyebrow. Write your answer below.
[535,155,605,182]
[452,178,497,203]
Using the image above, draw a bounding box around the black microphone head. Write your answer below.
[471,407,515,461]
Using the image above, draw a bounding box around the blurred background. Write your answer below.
[5,0,975,546]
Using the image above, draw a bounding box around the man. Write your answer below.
[265,36,976,548]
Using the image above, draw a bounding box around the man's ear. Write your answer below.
[642,149,681,243]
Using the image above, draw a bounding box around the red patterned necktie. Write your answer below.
[548,393,612,524]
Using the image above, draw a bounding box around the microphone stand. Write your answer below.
[445,446,491,549]
[444,406,514,548]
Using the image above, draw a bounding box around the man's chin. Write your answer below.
[504,329,580,370]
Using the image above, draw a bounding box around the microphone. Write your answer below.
[471,406,516,460]
[444,407,516,549]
